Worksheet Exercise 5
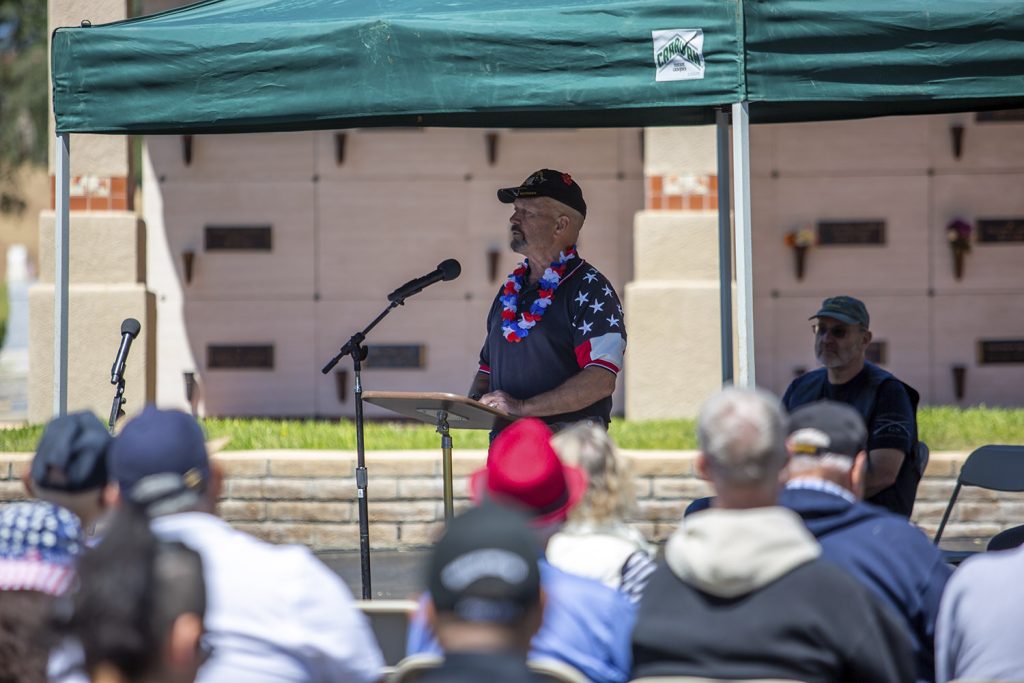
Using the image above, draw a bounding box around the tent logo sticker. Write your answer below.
[653,29,705,82]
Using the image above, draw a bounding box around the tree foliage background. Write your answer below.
[0,0,48,216]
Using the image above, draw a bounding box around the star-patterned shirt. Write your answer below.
[479,254,626,427]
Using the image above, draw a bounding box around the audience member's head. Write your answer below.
[551,422,634,527]
[25,411,112,530]
[470,418,587,541]
[107,406,220,516]
[426,503,543,655]
[60,500,206,683]
[0,501,84,683]
[696,387,788,509]
[786,400,868,498]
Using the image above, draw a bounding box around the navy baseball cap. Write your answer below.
[497,169,587,218]
[428,502,541,624]
[109,406,209,495]
[810,295,869,328]
[787,400,867,458]
[31,411,111,492]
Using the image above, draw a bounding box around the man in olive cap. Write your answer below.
[782,296,921,517]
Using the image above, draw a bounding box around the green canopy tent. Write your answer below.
[49,0,1024,413]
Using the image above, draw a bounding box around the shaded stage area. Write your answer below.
[319,549,429,600]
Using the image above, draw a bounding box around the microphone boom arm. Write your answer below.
[320,259,459,600]
[320,298,403,375]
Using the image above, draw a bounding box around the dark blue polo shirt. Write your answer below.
[479,255,626,427]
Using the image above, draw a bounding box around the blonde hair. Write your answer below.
[551,422,634,525]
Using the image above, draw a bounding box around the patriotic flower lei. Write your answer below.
[500,245,578,343]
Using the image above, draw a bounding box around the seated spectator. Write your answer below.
[0,500,83,683]
[58,499,206,683]
[546,422,655,602]
[781,400,951,683]
[935,544,1024,682]
[61,406,383,683]
[23,411,112,536]
[631,387,914,683]
[418,502,547,683]
[408,418,635,683]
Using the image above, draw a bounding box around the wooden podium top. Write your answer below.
[362,391,511,431]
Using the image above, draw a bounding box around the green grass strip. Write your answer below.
[2,407,1022,453]
[2,405,1024,454]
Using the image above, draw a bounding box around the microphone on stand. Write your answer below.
[387,259,461,303]
[111,318,141,385]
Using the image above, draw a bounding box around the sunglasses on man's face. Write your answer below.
[812,322,858,339]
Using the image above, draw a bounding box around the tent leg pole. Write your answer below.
[731,102,755,388]
[54,132,70,417]
[715,109,734,385]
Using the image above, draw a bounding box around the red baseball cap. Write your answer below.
[469,418,587,527]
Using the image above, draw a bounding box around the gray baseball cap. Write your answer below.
[787,400,867,457]
[810,295,869,328]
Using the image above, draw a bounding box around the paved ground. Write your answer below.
[319,548,429,599]
[319,537,987,600]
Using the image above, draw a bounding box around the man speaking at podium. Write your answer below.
[470,169,626,432]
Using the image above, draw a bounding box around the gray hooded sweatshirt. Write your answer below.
[631,506,914,683]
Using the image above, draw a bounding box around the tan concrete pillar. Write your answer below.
[30,0,155,423]
[625,126,732,419]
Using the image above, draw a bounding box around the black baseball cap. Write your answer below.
[787,400,867,458]
[497,169,587,218]
[810,295,869,328]
[31,411,111,493]
[428,502,541,624]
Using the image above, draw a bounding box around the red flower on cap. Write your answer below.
[469,418,587,527]
[561,173,573,186]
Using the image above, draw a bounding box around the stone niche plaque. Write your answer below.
[364,344,426,369]
[976,109,1024,123]
[204,225,273,251]
[978,340,1024,365]
[865,341,887,366]
[207,344,275,369]
[817,220,886,245]
[977,218,1024,243]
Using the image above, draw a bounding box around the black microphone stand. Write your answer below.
[108,377,126,434]
[321,297,406,600]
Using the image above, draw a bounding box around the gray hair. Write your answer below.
[697,387,788,484]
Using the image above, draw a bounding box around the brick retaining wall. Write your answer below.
[2,450,1021,550]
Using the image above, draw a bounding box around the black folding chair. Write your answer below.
[988,523,1024,552]
[933,445,1024,547]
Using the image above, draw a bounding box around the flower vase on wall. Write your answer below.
[947,218,972,281]
[952,244,967,280]
[784,227,815,282]
[793,245,808,281]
